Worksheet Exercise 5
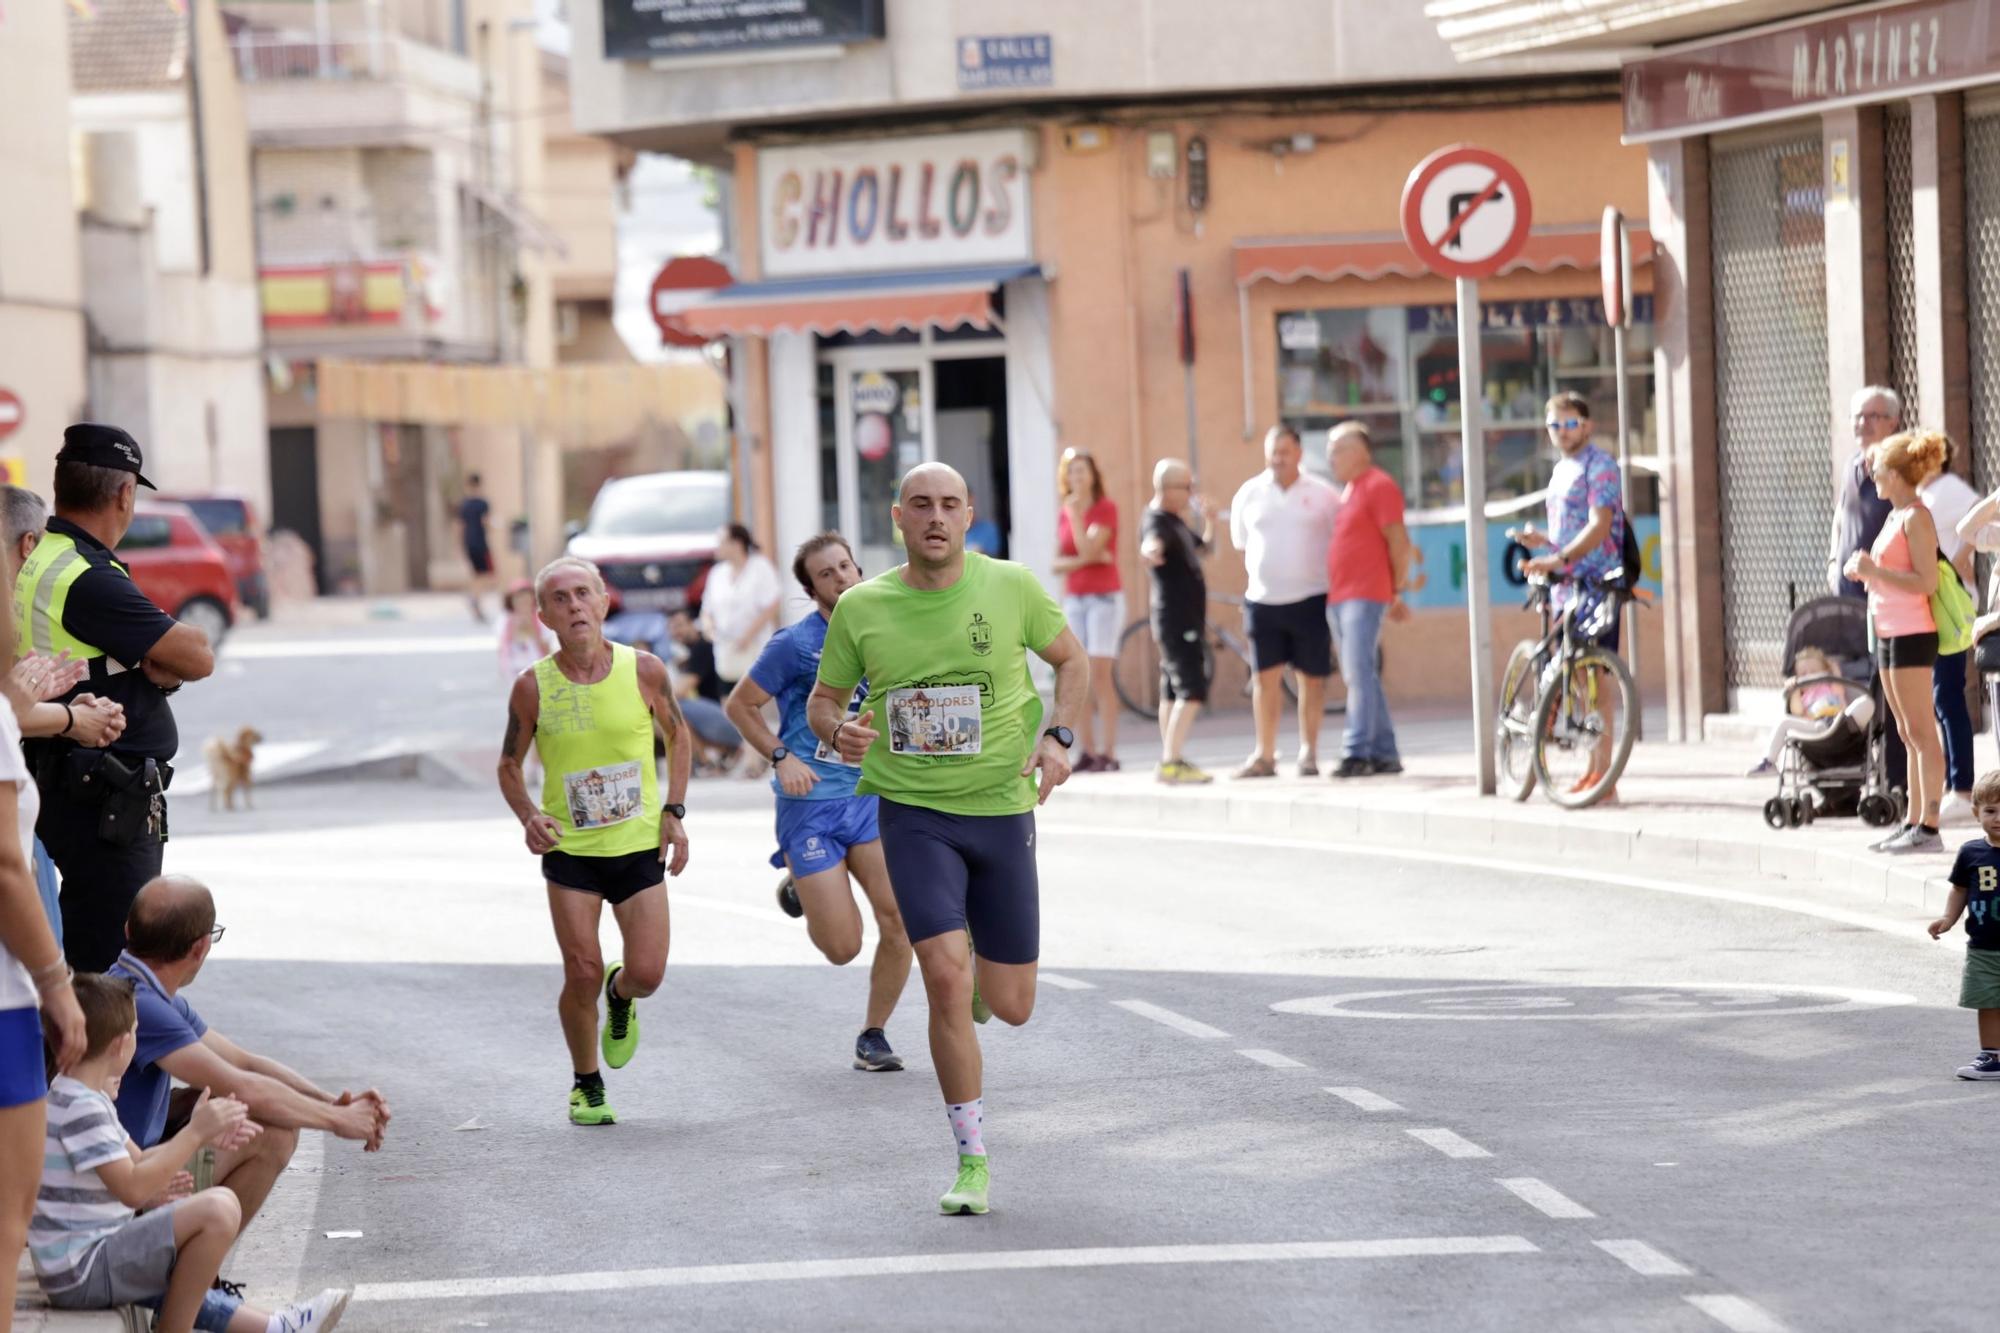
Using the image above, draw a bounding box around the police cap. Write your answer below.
[57,424,157,490]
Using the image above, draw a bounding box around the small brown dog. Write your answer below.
[203,727,264,812]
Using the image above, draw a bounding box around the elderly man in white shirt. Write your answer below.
[1228,426,1342,778]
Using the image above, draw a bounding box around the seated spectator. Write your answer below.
[108,876,388,1244]
[669,611,727,702]
[1745,646,1865,776]
[32,972,350,1333]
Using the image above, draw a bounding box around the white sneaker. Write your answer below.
[274,1288,351,1332]
[1942,794,1977,826]
[1870,825,1916,852]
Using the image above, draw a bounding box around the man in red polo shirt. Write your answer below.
[1325,422,1412,779]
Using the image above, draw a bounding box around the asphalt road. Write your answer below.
[154,764,1978,1333]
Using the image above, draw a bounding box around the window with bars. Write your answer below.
[1886,109,1922,428]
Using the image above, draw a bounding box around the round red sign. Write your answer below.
[1399,145,1534,282]
[0,389,22,443]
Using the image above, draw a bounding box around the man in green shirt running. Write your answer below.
[811,462,1089,1215]
[498,556,692,1126]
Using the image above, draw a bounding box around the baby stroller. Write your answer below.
[1761,596,1903,830]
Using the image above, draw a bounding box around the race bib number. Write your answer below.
[886,684,982,756]
[815,684,868,766]
[563,760,645,830]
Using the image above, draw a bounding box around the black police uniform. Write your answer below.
[24,425,181,972]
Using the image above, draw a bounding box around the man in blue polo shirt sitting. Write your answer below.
[110,876,391,1240]
[724,533,912,1072]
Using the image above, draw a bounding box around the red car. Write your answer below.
[117,502,238,647]
[155,492,270,619]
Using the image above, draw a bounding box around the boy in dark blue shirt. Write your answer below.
[1931,769,2000,1079]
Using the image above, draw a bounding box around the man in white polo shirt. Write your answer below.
[1228,426,1342,778]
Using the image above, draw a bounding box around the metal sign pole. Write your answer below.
[1613,318,1639,741]
[1458,277,1496,795]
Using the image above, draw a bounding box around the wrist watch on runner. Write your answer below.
[662,804,686,820]
[1043,726,1074,748]
[769,745,789,764]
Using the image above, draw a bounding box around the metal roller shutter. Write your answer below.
[1710,131,1831,691]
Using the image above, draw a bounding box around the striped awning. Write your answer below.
[1233,224,1654,286]
[679,264,1040,339]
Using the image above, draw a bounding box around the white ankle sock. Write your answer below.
[947,1098,986,1156]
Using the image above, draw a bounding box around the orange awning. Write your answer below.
[1233,225,1654,286]
[678,265,1038,340]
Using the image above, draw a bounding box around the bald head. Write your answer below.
[125,874,216,964]
[1153,459,1190,491]
[896,462,969,505]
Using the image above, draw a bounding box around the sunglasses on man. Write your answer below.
[1545,417,1584,432]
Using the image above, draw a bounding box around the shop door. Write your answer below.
[834,361,934,575]
[1710,130,1830,694]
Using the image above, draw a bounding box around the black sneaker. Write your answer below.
[1331,757,1373,779]
[853,1028,904,1072]
[1957,1051,2000,1080]
[1370,758,1405,775]
[776,875,803,919]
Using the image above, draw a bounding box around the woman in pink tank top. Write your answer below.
[1844,430,1948,853]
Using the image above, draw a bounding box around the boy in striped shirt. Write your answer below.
[32,974,351,1332]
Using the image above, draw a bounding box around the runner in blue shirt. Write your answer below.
[725,533,912,1071]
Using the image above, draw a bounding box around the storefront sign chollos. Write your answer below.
[1622,0,1998,143]
[759,130,1033,278]
[603,0,885,63]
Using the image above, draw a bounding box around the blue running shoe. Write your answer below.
[853,1028,904,1072]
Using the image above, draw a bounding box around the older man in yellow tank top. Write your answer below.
[498,556,693,1126]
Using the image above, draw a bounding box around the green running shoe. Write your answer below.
[939,1154,990,1215]
[568,1082,616,1126]
[602,962,639,1069]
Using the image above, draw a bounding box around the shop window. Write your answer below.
[1277,297,1655,512]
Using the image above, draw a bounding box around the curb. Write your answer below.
[1050,778,1957,915]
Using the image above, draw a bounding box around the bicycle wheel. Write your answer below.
[1530,646,1637,810]
[1112,619,1163,719]
[1494,641,1543,802]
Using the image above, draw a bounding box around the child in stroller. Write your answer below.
[1757,598,1901,829]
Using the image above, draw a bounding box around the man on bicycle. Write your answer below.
[1516,391,1626,797]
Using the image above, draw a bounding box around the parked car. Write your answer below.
[156,492,270,619]
[117,502,239,647]
[566,471,731,628]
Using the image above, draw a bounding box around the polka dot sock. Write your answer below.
[947,1098,986,1157]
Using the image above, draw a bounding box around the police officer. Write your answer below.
[17,424,215,970]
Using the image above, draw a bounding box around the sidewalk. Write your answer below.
[1057,706,1980,916]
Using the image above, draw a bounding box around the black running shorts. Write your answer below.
[876,798,1039,964]
[543,848,663,905]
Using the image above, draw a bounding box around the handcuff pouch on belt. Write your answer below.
[56,749,169,847]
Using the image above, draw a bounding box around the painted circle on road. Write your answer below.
[1271,982,1915,1022]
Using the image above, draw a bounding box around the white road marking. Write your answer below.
[1495,1177,1596,1219]
[1063,826,1931,942]
[1111,999,1230,1040]
[1326,1087,1403,1112]
[1595,1239,1691,1276]
[227,636,494,660]
[1236,1048,1307,1068]
[1406,1127,1492,1159]
[352,1235,1542,1303]
[1039,972,1096,990]
[1685,1294,1791,1332]
[1272,982,1914,1022]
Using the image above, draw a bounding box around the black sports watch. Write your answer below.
[1043,726,1075,748]
[769,745,790,764]
[662,803,686,820]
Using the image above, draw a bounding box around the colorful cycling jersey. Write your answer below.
[748,610,866,802]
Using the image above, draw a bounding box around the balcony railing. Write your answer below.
[232,32,482,101]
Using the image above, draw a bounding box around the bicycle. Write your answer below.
[1493,557,1642,810]
[1112,592,1355,720]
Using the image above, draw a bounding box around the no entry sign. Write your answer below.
[1399,145,1533,281]
[0,389,20,443]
